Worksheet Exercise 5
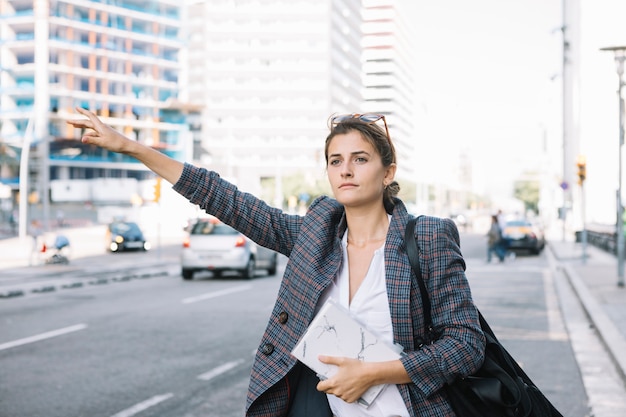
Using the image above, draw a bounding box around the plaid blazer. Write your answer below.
[173,164,485,417]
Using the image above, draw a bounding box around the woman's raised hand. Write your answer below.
[67,108,185,184]
[66,108,135,154]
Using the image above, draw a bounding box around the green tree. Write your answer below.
[513,174,540,214]
[261,173,332,208]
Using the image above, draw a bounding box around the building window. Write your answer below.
[16,53,34,64]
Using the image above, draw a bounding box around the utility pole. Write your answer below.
[600,46,626,286]
[561,0,581,241]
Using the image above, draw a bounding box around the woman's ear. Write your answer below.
[385,163,397,183]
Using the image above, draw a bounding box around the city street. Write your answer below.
[0,232,619,417]
[2,1,625,416]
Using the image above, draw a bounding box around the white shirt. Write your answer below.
[319,223,410,417]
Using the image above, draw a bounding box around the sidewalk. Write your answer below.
[547,238,626,416]
[0,224,185,270]
[548,239,626,381]
[0,225,109,270]
[0,225,184,297]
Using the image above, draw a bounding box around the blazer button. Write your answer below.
[278,311,289,324]
[261,343,274,356]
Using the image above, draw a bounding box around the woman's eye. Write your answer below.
[329,159,341,166]
[355,157,367,163]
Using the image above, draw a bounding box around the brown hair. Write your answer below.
[324,116,400,212]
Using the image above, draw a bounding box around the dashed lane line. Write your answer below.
[109,393,174,417]
[108,360,246,417]
[197,359,246,381]
[543,268,569,341]
[181,284,253,304]
[0,323,87,351]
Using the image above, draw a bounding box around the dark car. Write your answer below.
[106,221,150,252]
[501,219,545,255]
[181,218,277,280]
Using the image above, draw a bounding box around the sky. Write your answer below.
[407,0,562,203]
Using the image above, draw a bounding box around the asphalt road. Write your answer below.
[0,233,590,417]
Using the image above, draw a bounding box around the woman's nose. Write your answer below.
[340,163,353,177]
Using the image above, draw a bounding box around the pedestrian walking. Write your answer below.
[28,219,43,266]
[67,108,485,417]
[487,214,505,263]
[9,209,18,235]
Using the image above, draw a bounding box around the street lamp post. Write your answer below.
[600,46,626,287]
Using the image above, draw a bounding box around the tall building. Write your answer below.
[362,0,418,197]
[185,0,363,203]
[0,0,192,230]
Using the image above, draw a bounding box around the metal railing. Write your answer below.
[582,224,617,255]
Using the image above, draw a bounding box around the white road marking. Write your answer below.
[181,284,252,304]
[109,393,174,417]
[543,268,568,341]
[197,359,245,381]
[0,323,87,351]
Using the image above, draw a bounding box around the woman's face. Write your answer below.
[326,130,395,209]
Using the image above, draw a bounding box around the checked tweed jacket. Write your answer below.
[173,164,485,417]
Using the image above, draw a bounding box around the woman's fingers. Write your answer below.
[75,107,97,121]
[66,118,88,128]
[66,108,139,155]
[67,108,101,130]
[66,108,109,144]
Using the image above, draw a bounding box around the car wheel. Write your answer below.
[182,269,193,280]
[242,258,256,279]
[267,254,278,275]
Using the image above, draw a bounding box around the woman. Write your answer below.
[67,109,485,417]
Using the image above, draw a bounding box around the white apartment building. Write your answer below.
[185,0,364,204]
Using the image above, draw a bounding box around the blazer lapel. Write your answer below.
[385,204,415,350]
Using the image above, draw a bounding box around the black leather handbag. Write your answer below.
[405,217,564,417]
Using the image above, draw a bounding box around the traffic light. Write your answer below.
[153,177,162,202]
[576,155,586,186]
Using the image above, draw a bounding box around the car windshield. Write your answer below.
[505,220,530,227]
[110,222,141,234]
[190,221,238,236]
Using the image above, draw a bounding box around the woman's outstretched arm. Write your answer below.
[66,108,184,185]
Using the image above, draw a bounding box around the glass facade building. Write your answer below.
[0,0,192,203]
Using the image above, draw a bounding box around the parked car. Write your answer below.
[181,218,278,280]
[106,221,150,252]
[501,219,545,254]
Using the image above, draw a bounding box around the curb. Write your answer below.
[0,268,170,299]
[560,263,626,385]
[548,244,626,386]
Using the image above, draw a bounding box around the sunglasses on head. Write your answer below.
[330,113,391,144]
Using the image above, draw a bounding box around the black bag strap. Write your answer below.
[405,216,431,325]
[405,215,500,342]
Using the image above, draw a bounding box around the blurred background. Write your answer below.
[0,0,624,243]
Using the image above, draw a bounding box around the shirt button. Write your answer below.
[278,312,289,324]
[261,343,274,355]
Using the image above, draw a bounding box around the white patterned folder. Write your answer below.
[291,298,404,407]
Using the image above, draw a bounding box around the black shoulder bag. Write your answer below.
[405,217,563,417]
